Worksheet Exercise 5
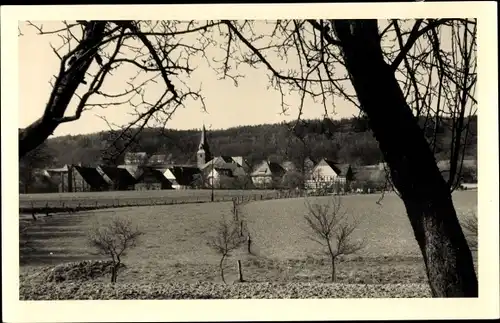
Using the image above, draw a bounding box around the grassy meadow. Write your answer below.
[20,190,478,288]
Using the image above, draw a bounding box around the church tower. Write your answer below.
[197,124,211,169]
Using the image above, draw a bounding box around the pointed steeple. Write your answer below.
[198,124,209,151]
[197,124,211,168]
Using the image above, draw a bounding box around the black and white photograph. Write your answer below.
[2,2,499,322]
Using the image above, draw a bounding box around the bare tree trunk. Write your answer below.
[332,20,477,297]
[110,263,116,283]
[219,255,226,284]
[237,260,244,282]
[113,261,121,283]
[331,258,336,283]
[19,21,107,158]
[327,241,336,283]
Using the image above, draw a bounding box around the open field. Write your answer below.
[19,189,280,209]
[20,191,477,298]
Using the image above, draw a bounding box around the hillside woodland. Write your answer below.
[27,116,476,172]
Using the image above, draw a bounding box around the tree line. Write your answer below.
[29,115,476,171]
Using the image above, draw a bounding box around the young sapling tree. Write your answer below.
[304,196,366,282]
[207,215,245,284]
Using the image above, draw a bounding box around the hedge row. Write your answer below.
[20,281,431,300]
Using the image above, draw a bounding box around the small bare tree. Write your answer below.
[304,196,365,282]
[461,212,478,251]
[207,215,245,284]
[87,216,143,283]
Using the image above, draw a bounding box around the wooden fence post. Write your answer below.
[247,234,252,255]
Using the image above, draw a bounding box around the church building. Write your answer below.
[195,124,252,188]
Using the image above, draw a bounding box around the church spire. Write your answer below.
[198,124,209,150]
[197,124,211,168]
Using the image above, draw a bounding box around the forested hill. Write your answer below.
[44,116,477,169]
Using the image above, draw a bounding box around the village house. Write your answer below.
[97,165,137,191]
[250,160,286,189]
[204,165,234,188]
[43,164,139,193]
[45,164,70,192]
[19,169,58,194]
[280,157,316,175]
[163,166,201,190]
[228,156,252,173]
[348,163,386,193]
[201,156,249,183]
[202,155,250,172]
[304,157,316,177]
[306,158,353,192]
[135,167,173,190]
[70,165,110,192]
[117,164,144,180]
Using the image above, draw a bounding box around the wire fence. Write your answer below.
[20,189,311,216]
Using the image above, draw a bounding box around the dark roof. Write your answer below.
[74,166,109,189]
[99,166,137,186]
[203,156,238,169]
[336,163,351,175]
[168,166,201,186]
[251,161,285,177]
[268,162,286,176]
[200,156,250,173]
[136,167,172,186]
[220,156,235,163]
[205,161,239,171]
[322,159,351,176]
[214,167,235,177]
